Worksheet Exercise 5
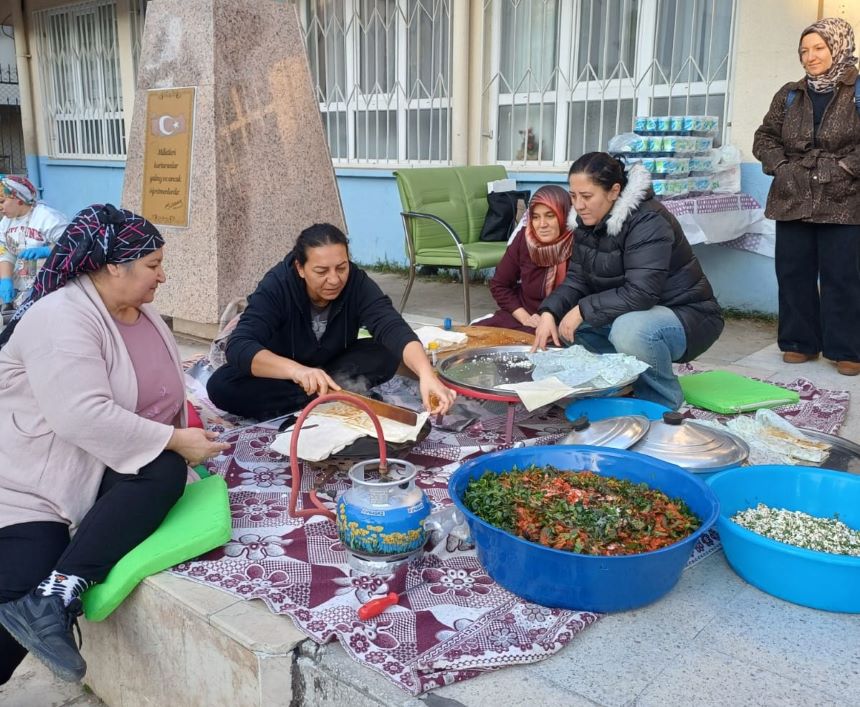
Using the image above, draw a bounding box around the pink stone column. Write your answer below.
[122,0,345,337]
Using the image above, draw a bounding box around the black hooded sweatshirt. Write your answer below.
[225,254,418,374]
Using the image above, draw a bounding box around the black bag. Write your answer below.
[479,189,531,242]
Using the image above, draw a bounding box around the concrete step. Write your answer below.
[80,573,306,706]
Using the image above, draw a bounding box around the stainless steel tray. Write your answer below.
[799,428,860,475]
[437,345,639,399]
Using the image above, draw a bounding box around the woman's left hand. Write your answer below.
[558,306,583,342]
[523,313,542,328]
[419,373,456,415]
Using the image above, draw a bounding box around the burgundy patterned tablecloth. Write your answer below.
[676,363,850,435]
[172,371,847,694]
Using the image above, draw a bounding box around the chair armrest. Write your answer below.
[401,211,464,247]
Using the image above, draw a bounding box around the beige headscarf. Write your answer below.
[800,17,858,92]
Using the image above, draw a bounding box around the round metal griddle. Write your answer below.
[328,419,432,460]
[437,344,640,399]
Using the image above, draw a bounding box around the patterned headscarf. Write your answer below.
[524,185,574,297]
[0,204,164,348]
[800,17,858,93]
[1,175,38,205]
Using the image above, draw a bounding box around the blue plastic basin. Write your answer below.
[564,398,670,423]
[448,446,720,612]
[707,465,860,613]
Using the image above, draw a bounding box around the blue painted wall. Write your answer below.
[740,162,773,206]
[32,157,125,219]
[697,162,777,314]
[30,156,779,314]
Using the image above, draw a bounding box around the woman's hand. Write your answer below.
[558,306,583,343]
[531,312,560,351]
[400,340,456,414]
[513,308,541,329]
[419,373,456,415]
[290,365,341,396]
[167,428,230,466]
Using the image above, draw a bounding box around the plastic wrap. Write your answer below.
[528,345,649,389]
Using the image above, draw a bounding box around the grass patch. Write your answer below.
[721,307,777,324]
[364,260,494,284]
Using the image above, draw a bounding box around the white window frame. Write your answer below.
[485,0,736,168]
[34,0,126,160]
[300,0,453,166]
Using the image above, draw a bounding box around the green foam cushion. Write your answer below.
[81,474,231,621]
[679,370,800,414]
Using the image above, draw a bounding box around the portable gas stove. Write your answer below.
[286,393,432,574]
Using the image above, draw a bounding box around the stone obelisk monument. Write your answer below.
[122,0,345,337]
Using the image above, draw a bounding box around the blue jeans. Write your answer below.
[572,306,687,410]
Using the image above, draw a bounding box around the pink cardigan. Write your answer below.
[0,275,186,530]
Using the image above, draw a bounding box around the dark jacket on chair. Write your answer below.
[226,254,418,374]
[539,164,724,362]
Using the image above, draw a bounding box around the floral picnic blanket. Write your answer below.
[172,369,847,695]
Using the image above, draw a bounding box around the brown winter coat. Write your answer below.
[752,67,860,225]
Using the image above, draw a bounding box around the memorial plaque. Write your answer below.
[141,87,195,227]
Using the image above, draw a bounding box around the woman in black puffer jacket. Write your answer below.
[534,152,724,409]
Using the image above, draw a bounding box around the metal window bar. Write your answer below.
[0,62,21,107]
[484,0,736,167]
[129,0,148,84]
[34,0,126,159]
[299,0,452,165]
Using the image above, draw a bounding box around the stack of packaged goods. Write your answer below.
[608,115,738,198]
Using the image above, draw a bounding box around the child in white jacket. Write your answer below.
[0,176,68,307]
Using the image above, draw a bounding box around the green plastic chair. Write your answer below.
[394,165,509,323]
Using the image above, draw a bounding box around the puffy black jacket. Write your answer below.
[540,165,724,362]
[226,254,418,373]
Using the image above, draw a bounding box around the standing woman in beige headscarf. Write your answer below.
[753,17,860,375]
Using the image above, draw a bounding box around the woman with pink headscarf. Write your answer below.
[483,185,574,333]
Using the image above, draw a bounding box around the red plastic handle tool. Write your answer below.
[358,592,399,620]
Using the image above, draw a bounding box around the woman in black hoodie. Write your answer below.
[207,223,455,419]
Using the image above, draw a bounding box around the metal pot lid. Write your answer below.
[631,412,749,471]
[559,414,650,450]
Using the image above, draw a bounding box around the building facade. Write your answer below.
[0,0,856,311]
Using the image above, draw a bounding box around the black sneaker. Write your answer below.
[0,593,86,682]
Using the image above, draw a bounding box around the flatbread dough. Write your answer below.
[310,401,429,444]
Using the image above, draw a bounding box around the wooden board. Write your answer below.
[432,325,536,361]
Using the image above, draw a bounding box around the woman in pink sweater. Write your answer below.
[0,205,228,685]
[482,185,573,333]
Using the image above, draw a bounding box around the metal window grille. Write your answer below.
[129,0,149,84]
[484,0,736,166]
[34,0,126,159]
[299,0,453,165]
[0,61,20,106]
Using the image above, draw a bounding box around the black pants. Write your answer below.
[206,338,401,419]
[775,220,860,362]
[0,450,186,684]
